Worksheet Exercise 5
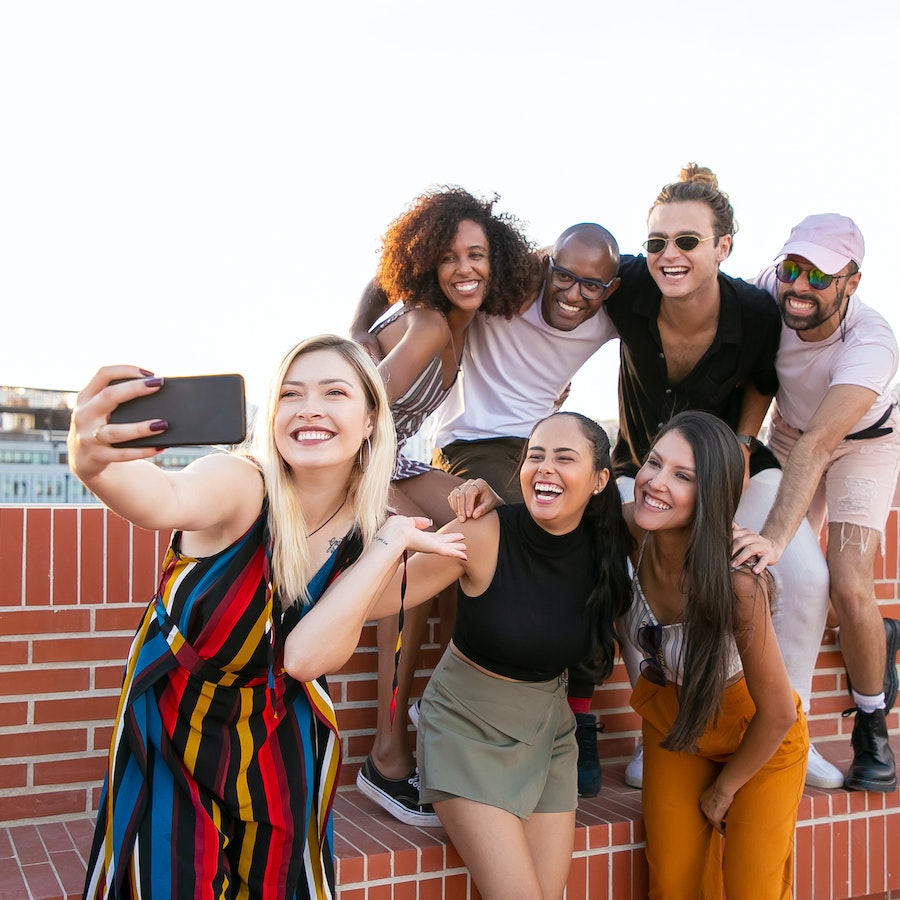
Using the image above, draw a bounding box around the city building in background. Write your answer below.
[0,385,241,504]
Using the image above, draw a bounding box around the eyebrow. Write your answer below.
[646,229,703,238]
[528,444,582,454]
[282,378,355,387]
[648,450,695,472]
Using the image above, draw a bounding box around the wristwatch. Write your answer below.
[735,434,759,452]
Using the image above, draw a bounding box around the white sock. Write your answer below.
[852,689,886,713]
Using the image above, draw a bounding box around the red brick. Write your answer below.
[0,727,86,757]
[4,788,88,821]
[34,694,117,724]
[132,525,163,599]
[0,701,27,726]
[33,634,132,665]
[105,513,132,603]
[0,639,28,665]
[0,762,27,789]
[78,508,106,604]
[24,508,52,607]
[0,607,91,636]
[33,754,106,787]
[0,666,90,697]
[94,604,145,632]
[95,664,127,691]
[0,507,24,607]
[51,507,79,606]
[340,648,380,675]
[344,678,378,703]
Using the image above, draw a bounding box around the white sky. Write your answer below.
[2,1,898,423]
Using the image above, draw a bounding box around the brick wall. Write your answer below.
[1,504,899,826]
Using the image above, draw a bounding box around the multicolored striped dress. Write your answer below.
[369,304,460,480]
[83,505,362,899]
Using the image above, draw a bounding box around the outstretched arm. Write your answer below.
[731,383,877,570]
[283,515,468,680]
[67,366,263,537]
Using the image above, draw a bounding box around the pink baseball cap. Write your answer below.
[775,213,865,274]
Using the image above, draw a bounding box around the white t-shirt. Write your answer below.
[431,290,619,446]
[757,268,898,431]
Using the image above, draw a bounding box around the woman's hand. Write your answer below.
[67,366,168,482]
[731,523,781,573]
[447,478,503,522]
[699,781,735,835]
[379,514,467,560]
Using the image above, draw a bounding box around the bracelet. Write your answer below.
[735,434,759,452]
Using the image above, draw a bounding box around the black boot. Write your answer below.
[574,712,603,798]
[884,617,899,713]
[843,707,897,792]
[845,617,900,713]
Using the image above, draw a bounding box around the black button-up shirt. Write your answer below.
[606,255,782,478]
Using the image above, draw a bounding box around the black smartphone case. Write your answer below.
[109,374,247,447]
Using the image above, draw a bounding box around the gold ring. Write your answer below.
[93,425,104,442]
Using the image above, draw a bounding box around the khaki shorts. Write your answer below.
[416,650,577,818]
[432,437,526,504]
[767,407,900,547]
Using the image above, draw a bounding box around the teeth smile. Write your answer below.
[453,281,480,293]
[557,300,579,313]
[644,495,670,511]
[788,297,816,311]
[662,267,688,276]
[535,482,563,495]
[293,430,333,442]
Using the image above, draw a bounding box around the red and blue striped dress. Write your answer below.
[84,505,362,899]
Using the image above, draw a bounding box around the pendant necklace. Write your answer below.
[307,496,347,538]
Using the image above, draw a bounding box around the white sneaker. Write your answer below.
[805,742,844,789]
[624,741,643,788]
[408,699,421,728]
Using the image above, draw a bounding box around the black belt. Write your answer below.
[844,404,895,441]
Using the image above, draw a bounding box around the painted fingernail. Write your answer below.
[144,376,164,387]
[139,368,155,377]
[149,420,168,432]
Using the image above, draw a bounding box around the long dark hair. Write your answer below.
[529,412,633,682]
[651,411,773,751]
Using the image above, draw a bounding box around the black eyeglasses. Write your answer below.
[637,622,667,686]
[547,257,616,301]
[775,258,853,292]
[642,234,716,254]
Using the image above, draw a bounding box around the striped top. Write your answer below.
[83,505,362,899]
[370,304,460,480]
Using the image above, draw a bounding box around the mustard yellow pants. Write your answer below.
[631,675,808,900]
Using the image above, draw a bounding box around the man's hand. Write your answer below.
[731,523,782,572]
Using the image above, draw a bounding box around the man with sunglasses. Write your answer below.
[733,213,900,793]
[603,165,844,791]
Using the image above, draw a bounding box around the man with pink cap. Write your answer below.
[734,213,900,792]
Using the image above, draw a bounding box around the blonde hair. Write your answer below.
[242,335,396,606]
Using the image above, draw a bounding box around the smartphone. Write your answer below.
[109,374,247,448]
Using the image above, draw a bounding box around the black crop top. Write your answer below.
[453,504,596,681]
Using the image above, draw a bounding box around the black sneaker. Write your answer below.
[356,756,441,826]
[843,707,897,793]
[574,712,603,798]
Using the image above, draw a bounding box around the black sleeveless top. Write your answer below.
[453,504,596,681]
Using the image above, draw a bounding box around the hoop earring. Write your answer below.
[358,436,372,466]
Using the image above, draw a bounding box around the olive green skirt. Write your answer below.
[416,649,577,818]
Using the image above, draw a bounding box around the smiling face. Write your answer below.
[645,200,731,300]
[633,429,697,533]
[776,254,859,341]
[540,238,619,332]
[520,415,609,534]
[274,348,374,476]
[436,219,491,313]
